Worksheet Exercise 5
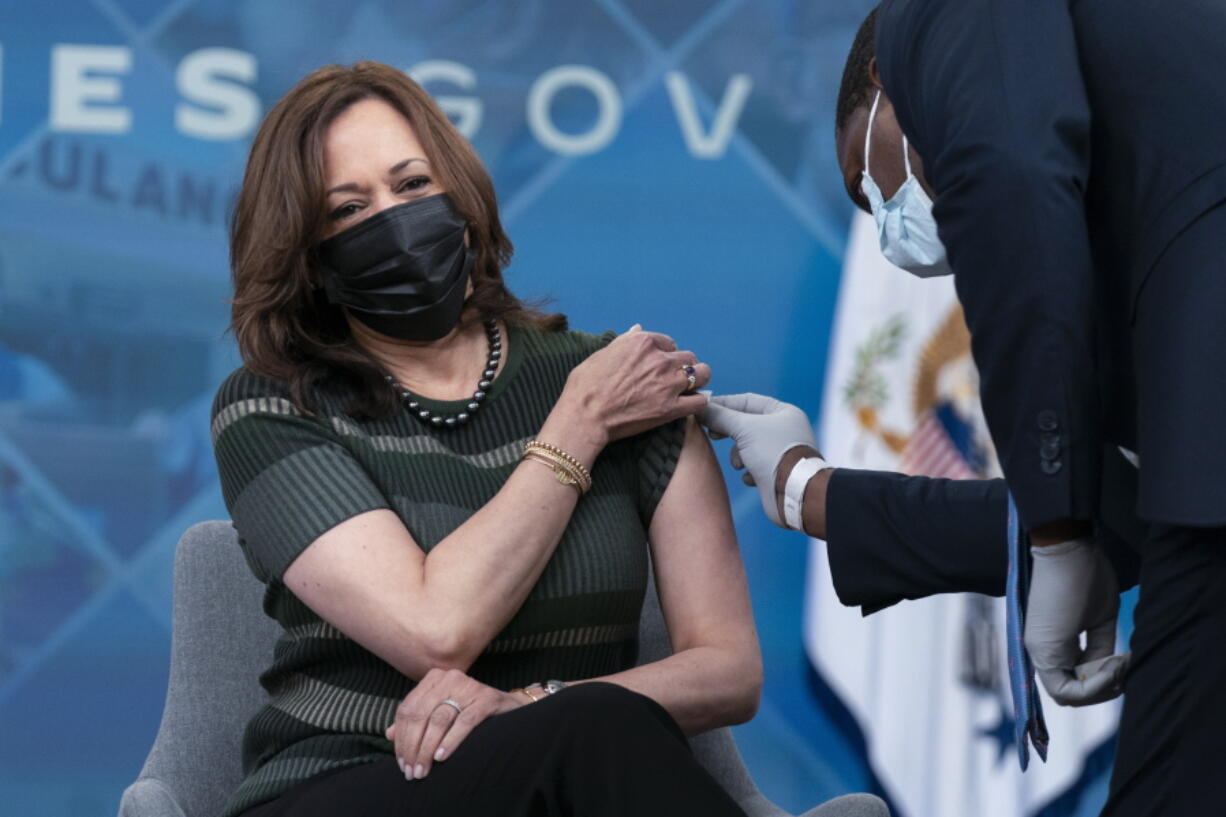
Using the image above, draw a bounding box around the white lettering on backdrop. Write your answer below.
[5,46,753,159]
[50,45,133,134]
[175,48,260,141]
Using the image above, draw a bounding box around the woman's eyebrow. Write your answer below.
[326,158,428,195]
[387,157,427,175]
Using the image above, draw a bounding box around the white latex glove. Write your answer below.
[699,393,818,527]
[1024,537,1130,706]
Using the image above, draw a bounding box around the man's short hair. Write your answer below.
[835,7,880,136]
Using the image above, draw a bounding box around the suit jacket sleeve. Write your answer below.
[824,465,1142,615]
[875,0,1099,529]
[825,468,1008,613]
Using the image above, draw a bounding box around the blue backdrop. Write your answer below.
[0,1,904,813]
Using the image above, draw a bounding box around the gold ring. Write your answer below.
[680,364,698,392]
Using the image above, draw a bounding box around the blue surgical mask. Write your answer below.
[861,91,952,278]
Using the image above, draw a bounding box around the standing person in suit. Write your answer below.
[703,2,1226,815]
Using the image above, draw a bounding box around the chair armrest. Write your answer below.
[800,793,891,817]
[739,790,793,817]
[118,777,189,817]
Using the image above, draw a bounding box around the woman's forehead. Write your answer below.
[324,99,426,177]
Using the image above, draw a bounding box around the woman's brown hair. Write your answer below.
[229,61,565,418]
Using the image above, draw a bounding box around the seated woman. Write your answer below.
[212,61,761,817]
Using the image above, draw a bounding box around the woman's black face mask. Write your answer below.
[316,193,474,342]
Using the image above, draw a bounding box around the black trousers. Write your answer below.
[1103,524,1226,817]
[239,682,746,817]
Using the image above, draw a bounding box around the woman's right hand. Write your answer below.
[562,326,711,444]
[385,668,528,781]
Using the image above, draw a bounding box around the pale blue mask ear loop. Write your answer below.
[864,89,913,193]
[864,90,879,177]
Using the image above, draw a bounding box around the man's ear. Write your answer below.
[868,56,883,89]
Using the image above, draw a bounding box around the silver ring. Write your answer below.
[440,698,463,714]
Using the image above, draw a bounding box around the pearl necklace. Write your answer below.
[385,319,502,429]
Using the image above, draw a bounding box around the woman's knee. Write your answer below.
[540,682,683,745]
[548,682,652,717]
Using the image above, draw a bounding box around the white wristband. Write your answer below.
[783,456,827,532]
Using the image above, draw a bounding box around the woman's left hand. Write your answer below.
[384,667,528,780]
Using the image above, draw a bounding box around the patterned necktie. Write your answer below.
[1005,493,1049,770]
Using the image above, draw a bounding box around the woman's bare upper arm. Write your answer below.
[282,509,444,678]
[647,417,758,656]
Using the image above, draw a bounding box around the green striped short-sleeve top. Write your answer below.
[210,324,685,817]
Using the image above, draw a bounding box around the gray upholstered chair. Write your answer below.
[119,521,888,817]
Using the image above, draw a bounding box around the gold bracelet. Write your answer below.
[525,441,593,487]
[552,451,592,494]
[530,448,589,488]
[512,686,542,702]
[524,450,587,495]
[523,442,592,494]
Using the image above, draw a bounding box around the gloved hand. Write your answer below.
[1024,537,1130,706]
[699,393,818,527]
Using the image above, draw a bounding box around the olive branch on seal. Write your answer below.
[843,313,907,410]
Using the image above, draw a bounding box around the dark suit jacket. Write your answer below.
[874,0,1226,529]
[825,446,1143,614]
